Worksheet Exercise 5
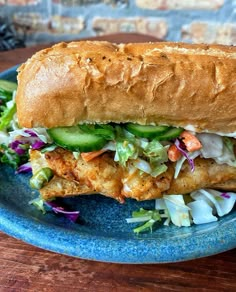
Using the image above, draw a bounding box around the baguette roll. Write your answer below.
[16,41,236,134]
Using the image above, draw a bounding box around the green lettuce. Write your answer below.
[0,101,16,130]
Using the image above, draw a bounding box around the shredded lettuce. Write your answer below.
[113,125,138,166]
[114,126,169,176]
[29,197,46,214]
[114,138,169,176]
[0,86,17,131]
[0,143,28,169]
[114,139,138,166]
[0,87,14,103]
[0,101,16,131]
[143,140,168,162]
[144,140,169,176]
[150,163,168,177]
[126,208,161,234]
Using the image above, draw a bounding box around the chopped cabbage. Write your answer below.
[174,150,200,179]
[197,133,223,158]
[9,128,52,144]
[187,200,217,224]
[133,158,152,174]
[163,195,191,227]
[127,189,236,233]
[215,137,236,167]
[0,131,9,145]
[191,189,236,217]
[197,133,236,167]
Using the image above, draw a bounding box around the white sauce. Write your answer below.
[184,124,236,137]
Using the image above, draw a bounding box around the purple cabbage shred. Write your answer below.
[31,140,45,149]
[10,140,28,155]
[45,201,80,222]
[24,129,38,137]
[220,192,231,199]
[10,130,46,155]
[16,162,32,173]
[175,139,195,172]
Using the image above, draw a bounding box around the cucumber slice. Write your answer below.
[125,123,170,138]
[0,80,17,92]
[47,126,107,152]
[155,127,184,141]
[79,124,115,140]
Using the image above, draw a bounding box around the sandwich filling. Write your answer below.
[3,116,236,202]
[29,124,236,202]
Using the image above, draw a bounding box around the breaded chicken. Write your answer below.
[166,158,236,194]
[31,148,173,201]
[30,148,236,201]
[44,149,125,202]
[122,166,174,200]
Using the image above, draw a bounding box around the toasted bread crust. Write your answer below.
[16,41,236,133]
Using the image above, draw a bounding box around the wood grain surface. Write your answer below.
[0,33,235,292]
[0,231,235,292]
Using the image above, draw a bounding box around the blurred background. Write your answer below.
[0,0,235,50]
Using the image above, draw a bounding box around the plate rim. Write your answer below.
[0,196,235,263]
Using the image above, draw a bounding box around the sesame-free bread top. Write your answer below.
[16,41,236,133]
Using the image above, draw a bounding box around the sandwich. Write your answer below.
[13,40,236,204]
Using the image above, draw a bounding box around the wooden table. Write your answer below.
[0,33,235,292]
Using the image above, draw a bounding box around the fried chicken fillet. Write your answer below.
[30,148,236,202]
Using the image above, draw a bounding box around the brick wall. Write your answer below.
[0,0,235,46]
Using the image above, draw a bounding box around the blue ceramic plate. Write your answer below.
[0,66,235,263]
